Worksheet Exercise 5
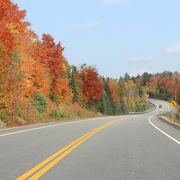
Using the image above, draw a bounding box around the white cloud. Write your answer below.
[103,0,133,5]
[128,56,153,62]
[165,42,180,54]
[73,21,103,31]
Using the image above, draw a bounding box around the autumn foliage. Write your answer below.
[0,0,179,127]
[79,65,103,102]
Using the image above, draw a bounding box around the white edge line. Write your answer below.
[148,115,180,145]
[0,116,124,138]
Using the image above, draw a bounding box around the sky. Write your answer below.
[13,0,180,78]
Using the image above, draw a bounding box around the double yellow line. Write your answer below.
[17,120,119,180]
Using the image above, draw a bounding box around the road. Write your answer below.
[0,99,179,180]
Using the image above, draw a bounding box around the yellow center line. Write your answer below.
[16,120,119,180]
[17,127,99,180]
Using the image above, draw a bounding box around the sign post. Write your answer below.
[170,101,177,121]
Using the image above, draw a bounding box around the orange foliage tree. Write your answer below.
[0,0,32,122]
[108,79,120,105]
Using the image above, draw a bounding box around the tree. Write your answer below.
[103,79,117,115]
[147,78,157,98]
[41,34,72,103]
[79,65,103,102]
[0,0,34,124]
[124,73,130,81]
[69,66,79,103]
[108,79,120,106]
[141,72,151,86]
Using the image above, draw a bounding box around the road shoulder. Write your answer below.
[158,116,180,130]
[149,116,180,144]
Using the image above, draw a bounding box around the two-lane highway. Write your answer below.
[0,99,179,180]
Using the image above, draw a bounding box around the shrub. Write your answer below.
[176,106,180,120]
[15,103,27,119]
[50,92,58,103]
[31,93,48,113]
[76,110,83,118]
[0,111,10,123]
[50,109,65,119]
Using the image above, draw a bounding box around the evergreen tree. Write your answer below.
[124,73,130,81]
[103,79,117,115]
[142,72,151,86]
[69,66,79,103]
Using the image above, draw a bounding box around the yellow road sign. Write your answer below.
[170,101,177,107]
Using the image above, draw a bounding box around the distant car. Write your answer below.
[159,104,162,108]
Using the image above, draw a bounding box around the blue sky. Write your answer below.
[13,0,180,78]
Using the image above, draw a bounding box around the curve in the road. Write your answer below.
[148,115,180,145]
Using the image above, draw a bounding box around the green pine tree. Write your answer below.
[69,66,79,103]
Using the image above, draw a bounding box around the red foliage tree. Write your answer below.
[40,34,72,102]
[79,65,103,102]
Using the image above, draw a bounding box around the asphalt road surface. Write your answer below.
[0,99,179,180]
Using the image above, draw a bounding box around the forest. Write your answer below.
[0,0,179,127]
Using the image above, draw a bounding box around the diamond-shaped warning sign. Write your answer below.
[170,101,177,107]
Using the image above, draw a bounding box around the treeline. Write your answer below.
[0,0,179,127]
[134,71,180,121]
[133,72,180,103]
[0,0,150,127]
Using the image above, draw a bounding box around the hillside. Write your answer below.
[0,0,179,127]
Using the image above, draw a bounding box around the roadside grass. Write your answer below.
[145,101,155,111]
[164,105,180,124]
[0,98,155,129]
[0,102,99,129]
